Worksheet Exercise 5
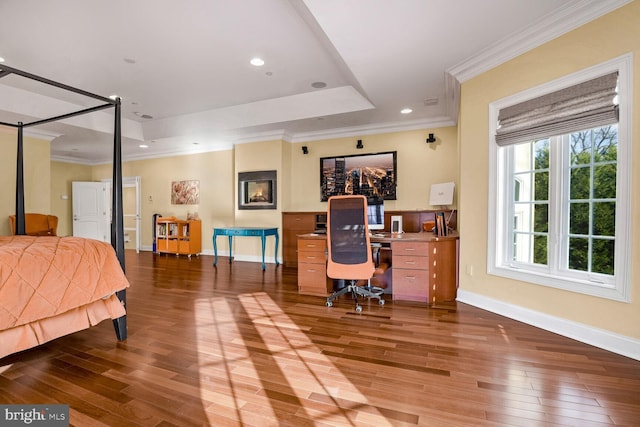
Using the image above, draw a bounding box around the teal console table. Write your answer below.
[213,227,279,270]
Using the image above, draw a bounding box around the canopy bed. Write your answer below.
[0,64,128,358]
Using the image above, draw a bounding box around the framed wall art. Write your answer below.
[320,151,397,201]
[171,180,200,205]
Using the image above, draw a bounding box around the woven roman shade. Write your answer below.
[496,72,618,146]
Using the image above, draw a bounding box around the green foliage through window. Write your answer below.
[513,125,617,276]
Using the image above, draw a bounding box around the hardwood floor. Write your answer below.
[1,251,639,426]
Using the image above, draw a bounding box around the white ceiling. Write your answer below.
[0,0,630,164]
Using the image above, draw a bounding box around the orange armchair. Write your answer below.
[9,213,58,236]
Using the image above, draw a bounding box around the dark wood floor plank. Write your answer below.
[2,251,639,426]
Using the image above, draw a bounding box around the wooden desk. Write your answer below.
[283,209,457,267]
[213,227,279,271]
[297,232,458,304]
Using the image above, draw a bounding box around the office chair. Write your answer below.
[325,195,385,312]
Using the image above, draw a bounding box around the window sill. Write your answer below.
[488,264,629,302]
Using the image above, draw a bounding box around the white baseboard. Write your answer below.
[456,289,640,361]
[141,246,281,265]
[217,253,280,265]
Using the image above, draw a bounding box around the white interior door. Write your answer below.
[102,176,141,252]
[72,181,110,242]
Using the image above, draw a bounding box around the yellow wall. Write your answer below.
[49,126,457,261]
[0,128,51,236]
[458,1,639,339]
[91,150,235,252]
[231,140,284,259]
[287,127,458,212]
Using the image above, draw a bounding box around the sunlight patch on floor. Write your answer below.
[195,292,394,426]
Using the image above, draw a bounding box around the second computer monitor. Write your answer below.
[367,197,384,231]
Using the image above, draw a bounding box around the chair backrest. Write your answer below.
[9,213,58,236]
[326,195,374,280]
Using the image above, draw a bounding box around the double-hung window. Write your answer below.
[488,55,632,301]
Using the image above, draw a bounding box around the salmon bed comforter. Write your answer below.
[0,236,129,357]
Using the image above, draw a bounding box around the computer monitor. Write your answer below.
[367,198,384,231]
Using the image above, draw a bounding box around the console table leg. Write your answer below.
[213,234,218,266]
[261,235,266,271]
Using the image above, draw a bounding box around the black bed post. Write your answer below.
[15,123,26,235]
[111,98,127,341]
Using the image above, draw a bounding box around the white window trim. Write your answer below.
[487,53,632,302]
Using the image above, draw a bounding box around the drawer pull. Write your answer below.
[404,248,416,251]
[306,244,317,248]
[307,269,316,273]
[404,261,417,265]
[405,276,417,280]
[307,256,317,260]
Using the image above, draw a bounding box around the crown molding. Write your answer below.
[0,123,60,141]
[24,128,59,141]
[447,0,633,83]
[50,154,95,165]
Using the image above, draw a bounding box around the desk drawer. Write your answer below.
[392,269,429,302]
[298,264,326,279]
[298,239,326,252]
[391,241,430,256]
[298,265,328,296]
[393,254,430,270]
[298,252,325,264]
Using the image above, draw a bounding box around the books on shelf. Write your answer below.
[157,221,190,237]
[155,218,202,256]
[435,211,448,237]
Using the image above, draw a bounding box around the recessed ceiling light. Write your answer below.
[139,144,148,148]
[109,94,119,100]
[0,57,5,63]
[400,108,413,114]
[250,57,265,66]
[311,81,326,89]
